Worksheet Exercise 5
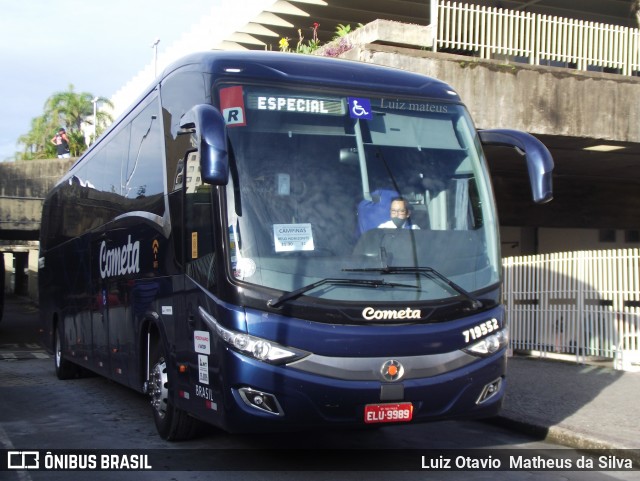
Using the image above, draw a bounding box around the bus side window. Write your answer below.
[185,157,216,289]
[125,98,164,207]
[160,69,207,195]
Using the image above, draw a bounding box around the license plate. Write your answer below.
[364,402,413,424]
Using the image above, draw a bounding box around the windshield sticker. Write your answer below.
[273,223,315,252]
[194,330,211,355]
[379,98,450,114]
[247,94,344,115]
[219,86,246,127]
[348,97,373,120]
[198,355,209,385]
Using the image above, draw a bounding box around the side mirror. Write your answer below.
[478,129,554,204]
[180,104,229,185]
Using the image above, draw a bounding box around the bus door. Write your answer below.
[107,276,133,383]
[64,262,91,371]
[182,152,221,414]
[90,234,111,375]
[90,233,118,377]
[91,232,135,383]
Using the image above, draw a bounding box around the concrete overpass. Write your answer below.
[0,158,73,302]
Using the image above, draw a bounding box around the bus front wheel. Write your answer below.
[148,346,200,441]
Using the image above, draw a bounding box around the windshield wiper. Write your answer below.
[267,278,416,309]
[342,266,483,310]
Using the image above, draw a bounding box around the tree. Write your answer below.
[17,115,56,159]
[44,84,113,156]
[17,85,114,160]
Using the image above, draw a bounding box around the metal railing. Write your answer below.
[503,249,640,364]
[431,0,640,76]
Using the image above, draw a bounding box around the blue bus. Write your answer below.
[39,51,552,440]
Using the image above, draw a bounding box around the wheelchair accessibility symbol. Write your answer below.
[348,97,373,120]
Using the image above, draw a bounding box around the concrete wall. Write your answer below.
[538,228,640,253]
[0,158,73,303]
[0,158,74,233]
[0,158,73,197]
[333,20,640,142]
[500,226,640,256]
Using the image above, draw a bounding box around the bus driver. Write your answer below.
[378,197,420,230]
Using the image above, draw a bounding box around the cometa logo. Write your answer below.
[99,235,140,279]
[362,307,421,320]
[380,359,405,381]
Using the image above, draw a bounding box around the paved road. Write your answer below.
[2,356,638,481]
[1,295,638,480]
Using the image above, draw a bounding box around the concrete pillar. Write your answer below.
[13,252,28,296]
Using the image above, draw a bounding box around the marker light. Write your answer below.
[464,328,509,357]
[199,306,309,364]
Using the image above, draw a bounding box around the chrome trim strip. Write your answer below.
[287,350,477,381]
[114,211,170,238]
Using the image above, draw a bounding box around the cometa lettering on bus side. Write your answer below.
[362,307,421,320]
[99,235,140,279]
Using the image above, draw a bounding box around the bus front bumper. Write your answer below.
[216,349,506,433]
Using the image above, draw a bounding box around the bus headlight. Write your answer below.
[199,306,309,364]
[464,328,509,357]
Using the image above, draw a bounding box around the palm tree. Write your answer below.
[17,85,114,159]
[44,84,114,156]
[47,84,94,131]
[17,115,56,160]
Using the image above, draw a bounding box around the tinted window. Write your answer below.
[125,98,164,202]
[160,70,206,193]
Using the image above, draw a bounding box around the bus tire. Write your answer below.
[54,325,79,380]
[149,346,200,441]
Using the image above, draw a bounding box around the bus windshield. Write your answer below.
[219,84,500,304]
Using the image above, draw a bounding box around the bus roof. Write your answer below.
[163,50,461,102]
[68,51,461,176]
